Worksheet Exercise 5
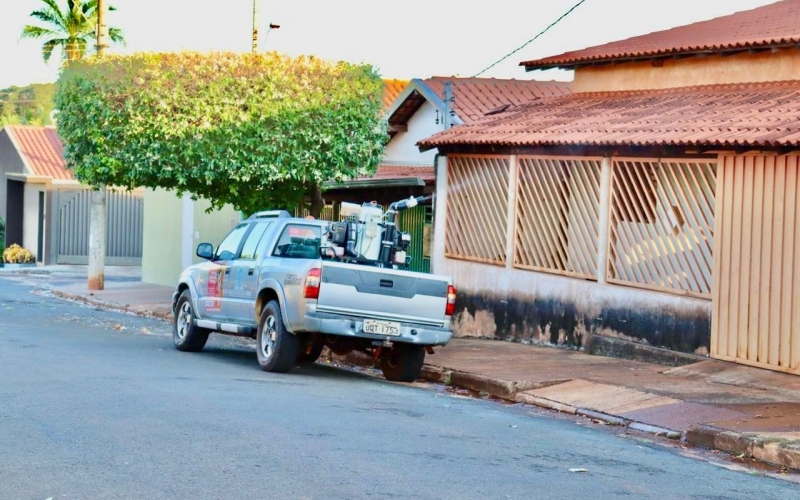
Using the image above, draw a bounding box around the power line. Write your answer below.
[473,0,590,77]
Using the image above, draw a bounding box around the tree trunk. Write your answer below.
[308,182,325,219]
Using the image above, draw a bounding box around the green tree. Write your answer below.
[21,0,124,63]
[54,52,387,217]
[0,84,56,126]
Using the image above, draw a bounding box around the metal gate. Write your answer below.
[55,188,144,266]
[712,154,800,375]
[398,204,432,274]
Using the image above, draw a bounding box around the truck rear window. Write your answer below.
[273,225,321,259]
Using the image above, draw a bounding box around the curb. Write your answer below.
[338,351,684,441]
[687,424,800,471]
[51,290,173,322]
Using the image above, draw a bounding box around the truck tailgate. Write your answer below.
[317,262,449,327]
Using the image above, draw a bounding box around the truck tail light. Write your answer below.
[445,285,457,316]
[304,268,322,299]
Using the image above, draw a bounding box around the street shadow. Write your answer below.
[198,345,381,383]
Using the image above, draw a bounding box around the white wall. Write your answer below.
[383,101,442,165]
[22,183,45,260]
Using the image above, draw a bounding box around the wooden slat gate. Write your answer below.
[55,187,144,266]
[712,155,800,375]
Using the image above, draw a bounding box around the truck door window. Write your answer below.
[239,222,272,260]
[273,225,321,259]
[214,223,249,261]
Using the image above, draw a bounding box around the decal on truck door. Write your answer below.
[206,267,225,312]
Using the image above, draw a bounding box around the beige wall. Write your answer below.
[573,49,800,93]
[192,198,240,265]
[142,188,184,286]
[142,188,241,286]
[22,182,45,260]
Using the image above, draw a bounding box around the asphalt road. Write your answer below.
[0,277,797,500]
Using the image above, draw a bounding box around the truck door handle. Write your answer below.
[225,267,230,275]
[248,268,255,276]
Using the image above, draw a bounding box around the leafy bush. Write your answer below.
[3,244,35,264]
[0,83,55,126]
[54,52,387,215]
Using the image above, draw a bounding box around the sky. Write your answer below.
[0,0,781,89]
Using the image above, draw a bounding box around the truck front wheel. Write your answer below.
[380,345,426,382]
[173,290,210,352]
[256,300,299,373]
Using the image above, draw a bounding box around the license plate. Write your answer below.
[363,319,401,336]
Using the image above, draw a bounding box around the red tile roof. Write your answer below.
[424,77,571,122]
[383,79,409,111]
[357,164,435,183]
[418,81,800,150]
[522,0,800,70]
[5,126,72,180]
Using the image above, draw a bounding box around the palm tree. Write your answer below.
[21,0,124,63]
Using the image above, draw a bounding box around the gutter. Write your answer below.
[323,177,427,190]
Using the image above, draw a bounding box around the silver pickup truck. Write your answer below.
[171,209,455,381]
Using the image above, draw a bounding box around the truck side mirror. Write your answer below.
[196,243,214,260]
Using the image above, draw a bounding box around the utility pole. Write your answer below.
[252,0,259,53]
[88,0,108,290]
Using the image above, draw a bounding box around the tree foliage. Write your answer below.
[54,52,387,215]
[0,84,55,126]
[21,0,124,63]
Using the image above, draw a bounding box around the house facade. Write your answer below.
[0,126,144,265]
[420,0,800,375]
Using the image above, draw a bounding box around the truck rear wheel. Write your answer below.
[256,300,298,373]
[173,290,210,352]
[380,345,426,382]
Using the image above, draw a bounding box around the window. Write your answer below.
[273,225,322,259]
[214,223,249,261]
[239,222,272,260]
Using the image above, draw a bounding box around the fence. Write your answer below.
[55,187,144,265]
[445,155,510,266]
[712,154,800,375]
[444,154,717,298]
[514,157,602,279]
[609,159,716,298]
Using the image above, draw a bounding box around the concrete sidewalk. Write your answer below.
[24,273,800,471]
[424,339,800,470]
[51,281,174,319]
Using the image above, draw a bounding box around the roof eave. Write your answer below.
[385,78,465,127]
[522,43,800,72]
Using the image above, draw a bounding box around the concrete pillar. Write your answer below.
[505,155,518,268]
[181,194,195,270]
[596,157,613,283]
[431,155,448,275]
[88,185,107,290]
